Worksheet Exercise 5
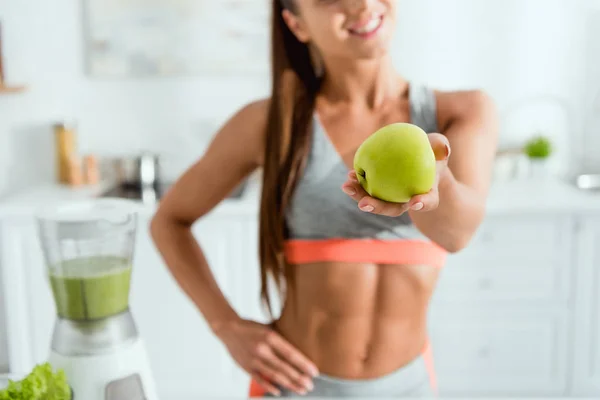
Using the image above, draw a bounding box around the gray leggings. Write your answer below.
[266,355,435,398]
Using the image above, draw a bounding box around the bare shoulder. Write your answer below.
[235,98,271,122]
[435,89,496,114]
[218,97,271,165]
[434,89,498,133]
[234,97,271,127]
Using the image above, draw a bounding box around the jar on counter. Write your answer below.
[53,122,78,185]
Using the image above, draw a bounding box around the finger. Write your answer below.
[254,358,303,395]
[257,344,313,393]
[341,170,367,201]
[265,331,319,378]
[251,373,281,397]
[428,133,451,161]
[408,188,439,212]
[348,170,359,182]
[341,179,369,202]
[357,196,410,217]
[264,355,313,394]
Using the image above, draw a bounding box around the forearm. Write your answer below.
[150,214,240,332]
[409,167,487,252]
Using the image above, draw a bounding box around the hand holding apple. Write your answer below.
[342,123,450,217]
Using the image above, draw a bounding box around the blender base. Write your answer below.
[48,338,159,400]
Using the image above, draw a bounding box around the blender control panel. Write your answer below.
[105,373,147,400]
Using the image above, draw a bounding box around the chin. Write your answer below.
[353,46,390,61]
[352,36,394,60]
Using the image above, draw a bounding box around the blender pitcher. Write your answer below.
[37,199,137,323]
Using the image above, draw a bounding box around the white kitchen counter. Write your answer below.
[486,178,600,214]
[0,177,599,219]
[0,179,261,219]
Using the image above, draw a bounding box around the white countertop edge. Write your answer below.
[0,178,599,219]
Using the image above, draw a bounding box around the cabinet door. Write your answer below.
[429,309,568,396]
[0,223,11,373]
[0,219,36,374]
[572,217,600,396]
[0,276,8,372]
[12,219,54,371]
[129,212,262,399]
[429,215,572,396]
[435,215,571,305]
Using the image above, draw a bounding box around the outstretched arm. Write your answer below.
[408,90,499,251]
[342,90,499,252]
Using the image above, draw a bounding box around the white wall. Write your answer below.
[394,0,590,176]
[0,0,594,196]
[581,1,600,170]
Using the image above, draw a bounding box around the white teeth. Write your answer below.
[351,16,381,34]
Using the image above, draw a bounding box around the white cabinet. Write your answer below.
[0,226,9,373]
[572,217,600,395]
[0,218,36,375]
[435,215,572,305]
[429,310,568,395]
[19,219,54,370]
[429,214,576,396]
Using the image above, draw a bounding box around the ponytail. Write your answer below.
[259,0,322,319]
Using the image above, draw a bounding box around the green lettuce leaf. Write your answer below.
[0,363,71,400]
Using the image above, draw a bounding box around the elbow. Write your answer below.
[149,207,194,244]
[442,233,473,254]
[149,208,177,244]
[149,211,165,246]
[440,212,486,254]
[443,219,486,254]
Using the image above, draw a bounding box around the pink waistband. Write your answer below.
[283,238,447,268]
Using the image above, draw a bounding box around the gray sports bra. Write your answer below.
[285,83,439,241]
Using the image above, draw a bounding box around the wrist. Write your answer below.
[437,166,455,192]
[209,315,242,338]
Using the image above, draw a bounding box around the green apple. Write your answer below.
[353,122,436,203]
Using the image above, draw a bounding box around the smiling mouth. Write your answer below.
[348,14,384,37]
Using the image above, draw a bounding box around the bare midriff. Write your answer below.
[273,261,441,380]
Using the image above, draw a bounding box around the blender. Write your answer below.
[36,199,158,400]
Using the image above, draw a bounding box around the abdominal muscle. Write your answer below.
[273,262,441,380]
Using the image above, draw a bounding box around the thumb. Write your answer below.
[428,133,451,161]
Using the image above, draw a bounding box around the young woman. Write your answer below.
[150,0,498,397]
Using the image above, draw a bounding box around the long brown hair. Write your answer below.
[259,0,322,319]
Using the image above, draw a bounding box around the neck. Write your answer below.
[319,54,405,109]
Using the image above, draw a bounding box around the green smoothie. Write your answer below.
[49,255,132,321]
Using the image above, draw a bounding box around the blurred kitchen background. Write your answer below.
[0,0,598,189]
[1,0,600,398]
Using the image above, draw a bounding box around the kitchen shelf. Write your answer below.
[0,85,25,94]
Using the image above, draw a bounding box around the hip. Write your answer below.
[251,343,438,398]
